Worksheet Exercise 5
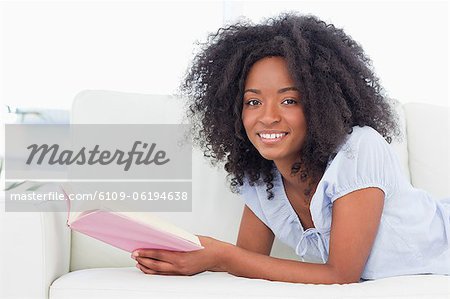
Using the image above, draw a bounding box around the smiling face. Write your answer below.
[241,56,307,165]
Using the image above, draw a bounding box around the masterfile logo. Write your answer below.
[4,124,192,213]
[26,141,170,171]
[5,124,191,180]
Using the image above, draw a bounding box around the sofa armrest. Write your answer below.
[1,194,71,299]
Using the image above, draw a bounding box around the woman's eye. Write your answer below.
[245,99,260,106]
[282,98,297,105]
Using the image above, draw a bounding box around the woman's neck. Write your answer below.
[274,160,305,190]
[274,159,322,198]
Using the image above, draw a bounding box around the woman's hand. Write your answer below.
[132,235,229,276]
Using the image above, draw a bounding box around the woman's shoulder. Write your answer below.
[320,125,399,202]
[328,125,393,169]
[329,126,389,162]
[340,126,387,149]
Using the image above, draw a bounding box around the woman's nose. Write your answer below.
[260,103,281,125]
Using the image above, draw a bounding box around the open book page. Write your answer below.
[60,183,108,225]
[102,210,201,246]
[60,183,86,225]
[60,183,201,246]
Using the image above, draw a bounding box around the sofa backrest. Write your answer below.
[69,90,448,271]
[403,103,449,198]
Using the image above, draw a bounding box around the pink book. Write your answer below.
[61,187,203,253]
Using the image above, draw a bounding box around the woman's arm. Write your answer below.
[236,205,275,255]
[219,187,385,284]
[133,187,384,284]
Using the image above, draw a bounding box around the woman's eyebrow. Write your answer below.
[278,87,299,93]
[243,87,299,94]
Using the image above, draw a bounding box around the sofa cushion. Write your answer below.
[404,103,450,199]
[49,267,450,299]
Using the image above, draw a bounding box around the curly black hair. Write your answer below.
[180,12,399,200]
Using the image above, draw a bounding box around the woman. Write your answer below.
[131,13,450,284]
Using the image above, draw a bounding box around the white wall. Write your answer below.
[0,1,223,109]
[1,0,448,109]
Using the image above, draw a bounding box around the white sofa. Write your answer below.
[1,90,449,299]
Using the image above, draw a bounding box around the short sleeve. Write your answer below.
[239,178,271,228]
[324,127,401,203]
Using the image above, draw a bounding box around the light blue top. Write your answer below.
[240,126,450,280]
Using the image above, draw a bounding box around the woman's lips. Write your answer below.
[257,132,288,144]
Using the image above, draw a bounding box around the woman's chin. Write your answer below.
[258,151,284,162]
[256,149,298,165]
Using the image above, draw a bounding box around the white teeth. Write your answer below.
[259,133,286,139]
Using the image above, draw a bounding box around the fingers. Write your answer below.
[136,262,157,275]
[132,249,177,273]
[136,261,175,276]
[132,249,196,276]
[133,249,174,262]
[135,256,174,273]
